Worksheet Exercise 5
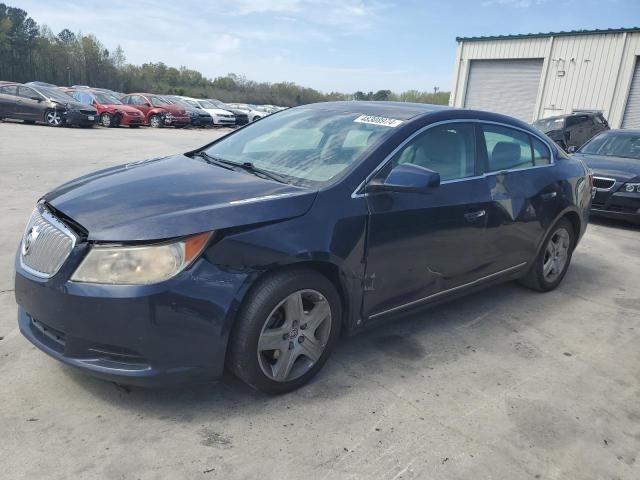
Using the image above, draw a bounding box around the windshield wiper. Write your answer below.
[194,151,234,171]
[215,158,289,184]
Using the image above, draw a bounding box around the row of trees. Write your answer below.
[0,3,449,107]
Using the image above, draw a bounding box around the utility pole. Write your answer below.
[66,67,71,86]
[434,86,439,95]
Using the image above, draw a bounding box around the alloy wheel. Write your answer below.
[101,113,112,127]
[543,227,570,283]
[46,110,62,126]
[149,115,162,128]
[257,289,332,382]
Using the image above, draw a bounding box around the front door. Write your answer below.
[16,86,43,121]
[363,122,495,320]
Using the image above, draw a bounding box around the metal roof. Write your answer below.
[457,27,640,42]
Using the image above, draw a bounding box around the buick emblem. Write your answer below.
[22,226,40,256]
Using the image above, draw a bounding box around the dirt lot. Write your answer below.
[1,121,639,480]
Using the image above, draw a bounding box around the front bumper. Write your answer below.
[65,111,99,127]
[164,114,190,126]
[212,116,236,126]
[120,114,144,126]
[591,190,640,224]
[15,248,252,387]
[192,115,214,127]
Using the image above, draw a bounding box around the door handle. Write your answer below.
[464,210,486,221]
[540,192,557,201]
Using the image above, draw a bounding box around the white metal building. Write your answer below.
[449,28,640,128]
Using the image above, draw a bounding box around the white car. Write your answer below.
[226,103,266,123]
[177,96,235,126]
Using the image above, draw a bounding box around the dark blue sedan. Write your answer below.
[14,102,592,393]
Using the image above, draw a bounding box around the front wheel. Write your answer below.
[227,269,341,394]
[519,218,575,292]
[45,109,64,127]
[148,114,163,128]
[100,113,113,127]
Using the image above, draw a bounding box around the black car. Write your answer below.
[14,102,591,394]
[165,96,214,128]
[573,129,640,224]
[533,111,609,151]
[0,82,98,127]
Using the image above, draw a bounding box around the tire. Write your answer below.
[148,114,163,128]
[45,109,64,127]
[519,218,575,292]
[227,269,342,394]
[100,113,113,128]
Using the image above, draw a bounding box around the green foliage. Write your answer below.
[0,3,450,107]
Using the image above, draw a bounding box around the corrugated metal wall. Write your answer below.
[450,32,640,128]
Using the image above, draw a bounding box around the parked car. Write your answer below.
[533,111,609,151]
[70,89,144,128]
[178,96,236,126]
[572,129,640,224]
[14,102,591,394]
[227,103,265,122]
[205,99,249,125]
[120,93,190,128]
[164,96,214,128]
[0,82,98,127]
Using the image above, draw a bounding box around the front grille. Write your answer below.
[593,177,616,190]
[20,205,76,278]
[80,109,96,115]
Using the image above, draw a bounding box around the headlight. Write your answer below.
[623,183,640,193]
[71,232,211,285]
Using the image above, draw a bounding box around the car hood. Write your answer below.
[51,98,95,112]
[574,153,640,182]
[43,154,316,241]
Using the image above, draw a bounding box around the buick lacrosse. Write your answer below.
[15,102,592,393]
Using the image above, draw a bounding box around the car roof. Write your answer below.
[304,101,450,121]
[535,111,601,122]
[599,129,640,135]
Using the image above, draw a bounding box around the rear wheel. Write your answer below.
[148,114,163,128]
[519,218,575,292]
[100,113,113,127]
[227,269,341,394]
[45,109,63,127]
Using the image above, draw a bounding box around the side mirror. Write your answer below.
[366,163,440,194]
[567,145,577,153]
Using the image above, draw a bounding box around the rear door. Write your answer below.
[479,123,560,271]
[363,122,496,320]
[0,84,18,117]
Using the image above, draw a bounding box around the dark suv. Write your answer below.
[533,111,609,152]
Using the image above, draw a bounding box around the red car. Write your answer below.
[121,93,190,128]
[70,89,145,128]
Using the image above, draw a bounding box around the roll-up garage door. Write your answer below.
[464,59,543,122]
[622,57,640,129]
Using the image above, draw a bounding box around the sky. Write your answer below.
[10,0,640,93]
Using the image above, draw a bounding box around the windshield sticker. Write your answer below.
[354,115,403,128]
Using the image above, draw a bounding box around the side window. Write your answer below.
[482,125,533,172]
[390,123,476,181]
[17,86,38,99]
[129,95,145,105]
[0,85,18,96]
[531,137,551,166]
[566,115,589,128]
[74,92,92,105]
[593,114,606,125]
[121,96,130,104]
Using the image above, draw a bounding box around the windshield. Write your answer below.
[579,132,640,159]
[149,95,171,106]
[200,100,218,109]
[94,92,122,104]
[533,117,565,132]
[38,87,75,103]
[203,108,397,187]
[208,99,226,108]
